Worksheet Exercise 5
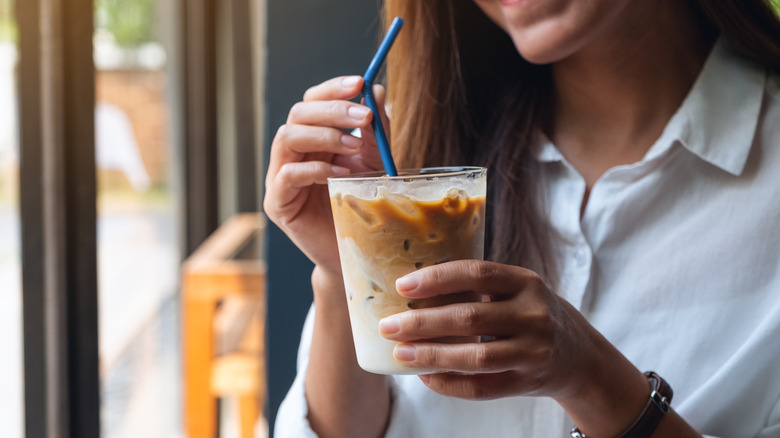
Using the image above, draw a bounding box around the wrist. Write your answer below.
[569,372,674,438]
[312,266,346,299]
[554,326,650,438]
[310,266,352,325]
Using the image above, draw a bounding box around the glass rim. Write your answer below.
[327,166,486,182]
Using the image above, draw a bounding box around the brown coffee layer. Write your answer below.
[331,189,486,318]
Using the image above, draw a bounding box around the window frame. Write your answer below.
[17,0,99,436]
[15,0,256,435]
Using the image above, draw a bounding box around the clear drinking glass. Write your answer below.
[328,167,487,375]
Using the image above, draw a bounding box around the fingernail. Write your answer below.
[378,316,401,334]
[342,76,361,88]
[419,374,431,384]
[340,134,362,149]
[394,344,416,361]
[396,274,419,293]
[331,165,350,175]
[348,106,371,121]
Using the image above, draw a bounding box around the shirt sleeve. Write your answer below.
[273,305,319,438]
[757,395,780,437]
[273,304,412,438]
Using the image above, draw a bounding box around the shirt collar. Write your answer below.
[535,133,563,162]
[535,37,767,176]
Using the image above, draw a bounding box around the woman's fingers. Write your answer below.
[302,75,364,102]
[267,122,365,180]
[396,260,541,299]
[266,161,349,212]
[391,339,547,375]
[276,160,350,187]
[379,302,521,340]
[268,79,387,182]
[280,125,363,153]
[420,371,538,401]
[287,99,372,128]
[291,76,373,129]
[272,123,362,166]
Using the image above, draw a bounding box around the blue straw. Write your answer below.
[363,17,404,177]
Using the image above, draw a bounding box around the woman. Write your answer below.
[264,0,780,436]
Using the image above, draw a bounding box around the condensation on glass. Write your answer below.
[94,0,182,436]
[0,0,23,437]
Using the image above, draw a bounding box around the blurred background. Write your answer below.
[5,1,779,438]
[0,0,379,437]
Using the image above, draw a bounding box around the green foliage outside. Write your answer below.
[772,0,780,16]
[95,0,155,48]
[0,0,16,43]
[0,0,155,46]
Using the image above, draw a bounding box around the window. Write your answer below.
[94,0,182,436]
[10,0,297,434]
[0,0,22,436]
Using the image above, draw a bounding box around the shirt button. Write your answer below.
[573,249,588,267]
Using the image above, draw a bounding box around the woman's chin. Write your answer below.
[512,41,571,65]
[506,27,582,65]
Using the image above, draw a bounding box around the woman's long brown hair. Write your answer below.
[383,0,780,280]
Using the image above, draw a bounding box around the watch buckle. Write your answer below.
[650,389,670,413]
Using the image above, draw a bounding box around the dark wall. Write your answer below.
[264,1,381,433]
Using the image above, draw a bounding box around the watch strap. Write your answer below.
[619,371,672,438]
[569,371,673,438]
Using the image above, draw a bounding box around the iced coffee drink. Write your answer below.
[327,167,487,375]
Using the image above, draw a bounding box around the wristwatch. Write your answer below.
[570,371,673,438]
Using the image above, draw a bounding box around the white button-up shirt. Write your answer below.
[274,38,780,438]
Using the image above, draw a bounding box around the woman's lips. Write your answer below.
[500,0,532,6]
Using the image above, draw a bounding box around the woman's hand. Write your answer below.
[378,260,590,399]
[263,76,388,276]
[378,260,663,437]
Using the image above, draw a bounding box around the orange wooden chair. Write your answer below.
[181,214,267,438]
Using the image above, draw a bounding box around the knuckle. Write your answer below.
[275,164,294,185]
[262,193,284,226]
[524,269,551,297]
[263,200,284,228]
[466,380,490,401]
[327,100,344,117]
[537,345,554,365]
[264,171,276,194]
[262,192,273,212]
[428,266,445,286]
[458,305,481,328]
[288,102,305,122]
[424,374,443,393]
[471,260,497,279]
[527,270,546,289]
[531,304,553,328]
[320,128,337,145]
[405,311,425,333]
[423,346,439,365]
[302,87,314,101]
[522,374,545,395]
[275,124,289,142]
[472,345,493,373]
